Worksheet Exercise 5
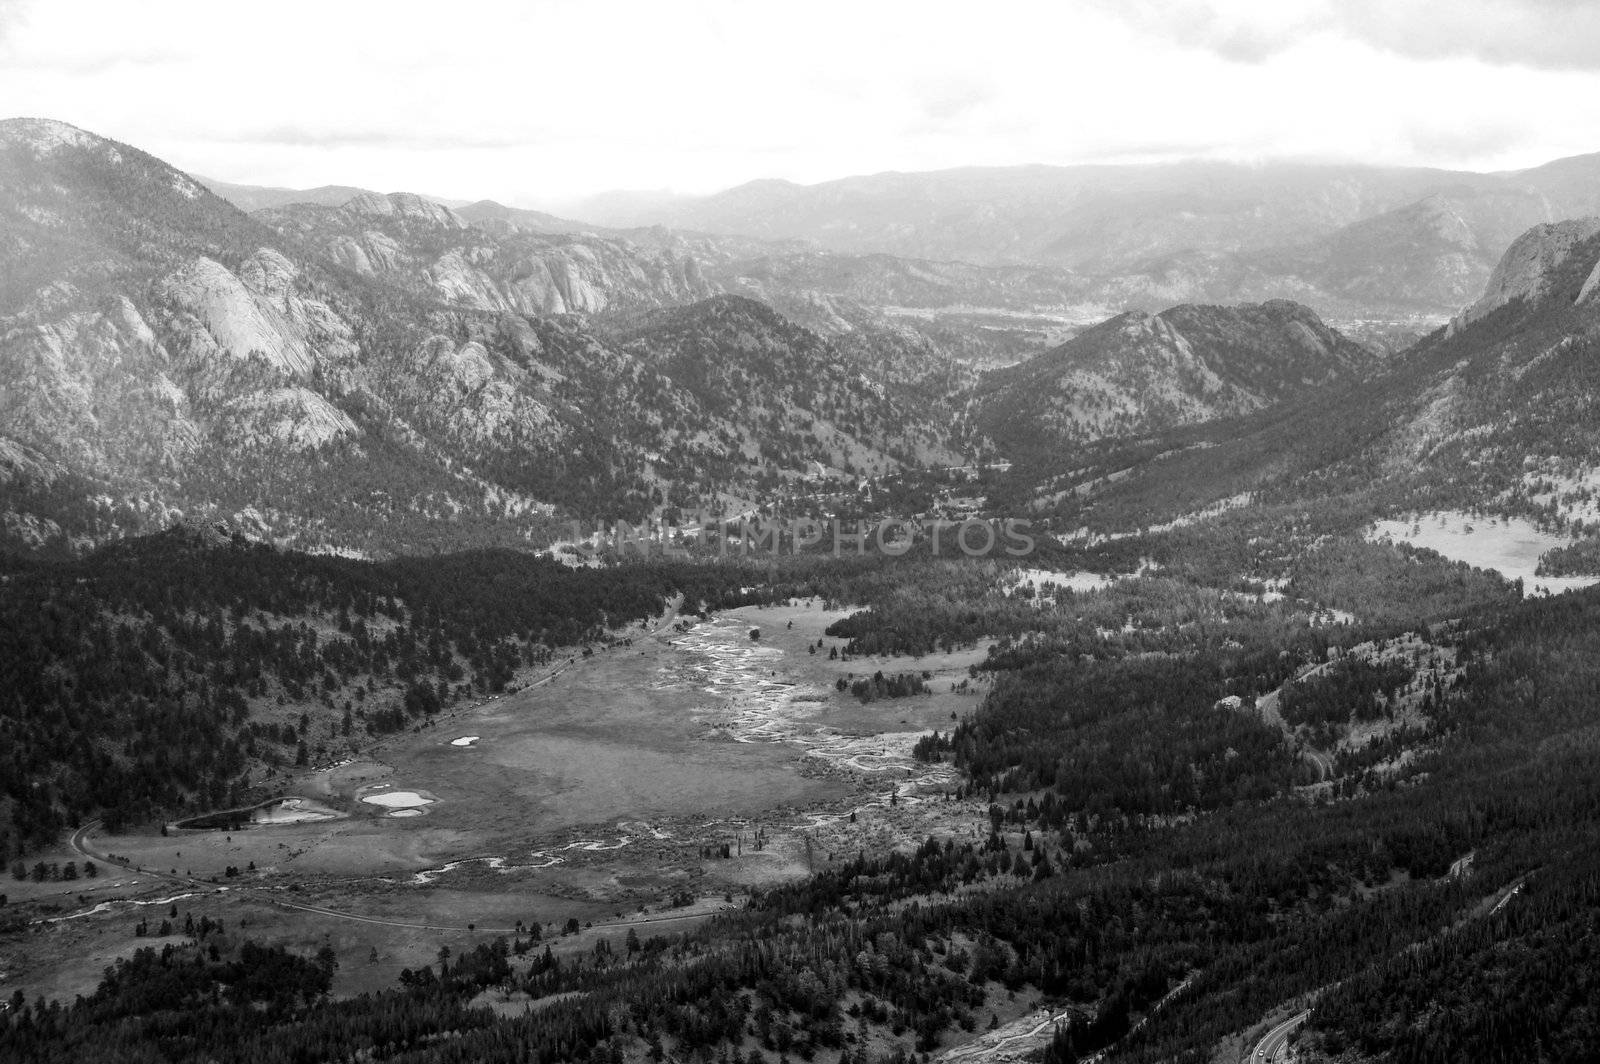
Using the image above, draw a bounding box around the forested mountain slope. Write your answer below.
[0,120,967,556]
[1001,216,1600,539]
[259,193,718,317]
[608,295,962,479]
[0,526,796,859]
[975,298,1377,454]
[7,540,1600,1064]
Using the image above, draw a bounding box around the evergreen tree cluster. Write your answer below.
[0,527,794,860]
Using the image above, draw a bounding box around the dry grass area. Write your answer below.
[1369,510,1600,596]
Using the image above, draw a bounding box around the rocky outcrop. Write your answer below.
[339,191,466,230]
[0,119,969,551]
[160,255,315,375]
[221,386,359,449]
[1451,218,1600,331]
[0,116,101,155]
[327,231,405,274]
[0,297,200,475]
[157,250,357,381]
[1577,256,1600,306]
[265,193,718,316]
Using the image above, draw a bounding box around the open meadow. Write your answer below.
[11,597,1001,1002]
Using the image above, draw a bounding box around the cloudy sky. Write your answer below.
[2,0,1599,207]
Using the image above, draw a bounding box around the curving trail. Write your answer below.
[937,975,1196,1062]
[937,1008,1075,1063]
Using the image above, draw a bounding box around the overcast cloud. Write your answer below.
[1097,0,1600,70]
[1,0,1597,206]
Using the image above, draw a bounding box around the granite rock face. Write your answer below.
[1452,218,1600,331]
[0,119,965,553]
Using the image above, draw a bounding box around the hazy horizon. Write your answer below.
[5,0,1600,209]
[187,148,1599,218]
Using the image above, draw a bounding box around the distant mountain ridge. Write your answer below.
[453,199,600,235]
[198,176,472,213]
[14,117,1600,560]
[556,155,1600,317]
[252,188,1074,377]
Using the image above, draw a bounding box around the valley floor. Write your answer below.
[8,600,996,1006]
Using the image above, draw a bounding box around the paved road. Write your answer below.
[1250,1009,1310,1063]
[1490,881,1523,915]
[1252,686,1333,782]
[1300,747,1333,781]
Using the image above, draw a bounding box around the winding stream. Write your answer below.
[408,614,956,883]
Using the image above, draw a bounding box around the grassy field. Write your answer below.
[1369,510,1600,596]
[8,597,1001,1005]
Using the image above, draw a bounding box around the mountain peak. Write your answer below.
[726,177,803,193]
[700,292,785,318]
[452,199,590,235]
[0,117,100,155]
[0,116,213,206]
[1453,217,1600,330]
[340,190,464,228]
[977,298,1373,452]
[618,294,812,349]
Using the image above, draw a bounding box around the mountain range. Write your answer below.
[9,116,1600,562]
[554,156,1600,317]
[0,119,964,555]
[1010,215,1600,541]
[11,113,1600,1064]
[197,176,472,214]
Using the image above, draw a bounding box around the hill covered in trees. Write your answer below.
[0,526,803,860]
[7,553,1600,1063]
